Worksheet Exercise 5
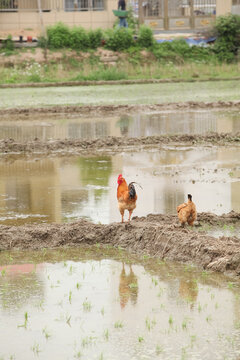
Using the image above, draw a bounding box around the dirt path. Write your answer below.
[1,212,240,277]
[1,100,240,116]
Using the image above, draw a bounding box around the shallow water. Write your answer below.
[0,145,239,226]
[0,247,240,360]
[0,110,240,141]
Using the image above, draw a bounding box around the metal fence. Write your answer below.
[0,0,104,11]
[144,0,216,18]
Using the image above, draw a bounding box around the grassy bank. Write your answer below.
[0,48,240,84]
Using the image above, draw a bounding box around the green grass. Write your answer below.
[0,53,239,85]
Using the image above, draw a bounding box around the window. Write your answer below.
[0,0,18,11]
[65,0,104,11]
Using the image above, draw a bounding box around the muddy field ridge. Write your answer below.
[1,212,240,278]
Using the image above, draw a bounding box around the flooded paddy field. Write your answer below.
[0,103,240,359]
[0,145,239,226]
[1,247,240,360]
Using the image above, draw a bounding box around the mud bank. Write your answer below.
[1,100,240,117]
[0,132,239,155]
[1,78,240,89]
[0,212,240,277]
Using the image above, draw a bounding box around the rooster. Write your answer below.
[177,194,197,227]
[117,174,137,223]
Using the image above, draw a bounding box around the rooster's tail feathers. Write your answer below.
[128,182,136,199]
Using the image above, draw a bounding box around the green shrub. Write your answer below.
[213,14,240,62]
[69,27,89,50]
[47,22,71,48]
[105,28,134,51]
[2,35,14,51]
[152,39,213,64]
[38,36,48,49]
[88,29,103,49]
[137,25,154,48]
[126,6,139,33]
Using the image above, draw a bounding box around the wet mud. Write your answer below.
[1,100,240,117]
[0,132,239,155]
[0,212,240,277]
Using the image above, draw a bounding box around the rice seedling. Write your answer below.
[156,344,163,355]
[76,282,81,290]
[128,282,138,289]
[1,269,6,277]
[206,315,212,323]
[74,350,82,359]
[228,282,234,289]
[190,335,197,348]
[151,277,158,286]
[145,317,151,331]
[18,312,29,329]
[99,353,104,360]
[182,319,187,330]
[103,329,109,341]
[101,307,105,316]
[68,265,73,275]
[31,342,41,355]
[81,336,95,347]
[42,327,51,340]
[215,302,219,309]
[69,290,72,304]
[138,336,144,343]
[83,300,92,312]
[168,315,173,326]
[114,321,123,328]
[201,270,209,278]
[181,346,187,360]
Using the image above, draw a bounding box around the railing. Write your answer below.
[0,0,104,11]
[143,0,216,18]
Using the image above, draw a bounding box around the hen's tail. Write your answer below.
[128,182,136,199]
[188,194,192,201]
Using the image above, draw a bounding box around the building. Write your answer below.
[0,0,237,34]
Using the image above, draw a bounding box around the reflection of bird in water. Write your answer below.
[119,263,138,309]
[179,278,198,306]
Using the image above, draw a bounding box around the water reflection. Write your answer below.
[0,248,240,360]
[119,263,138,309]
[0,263,44,310]
[179,277,198,305]
[0,110,239,141]
[0,146,239,225]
